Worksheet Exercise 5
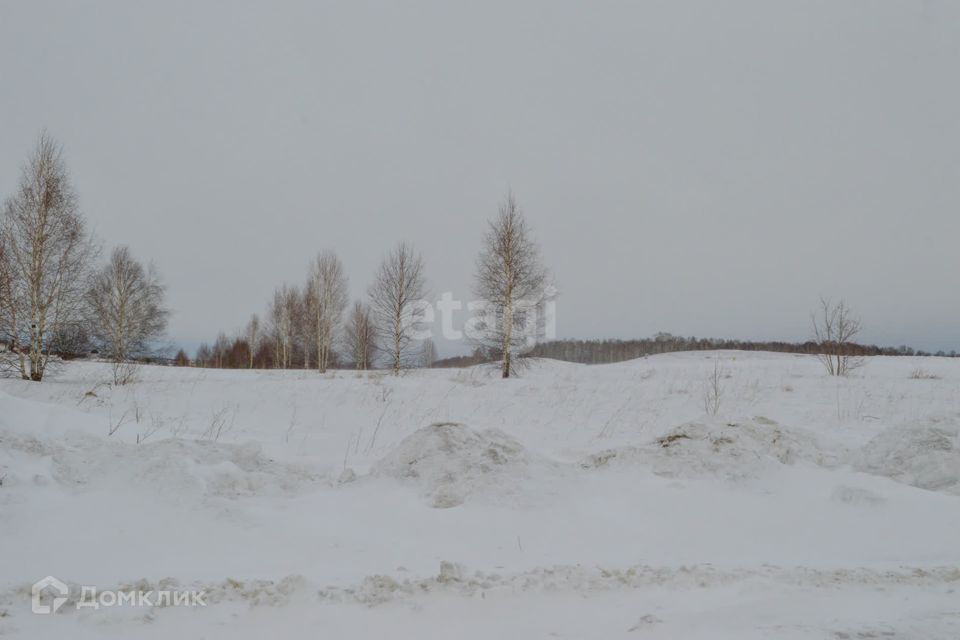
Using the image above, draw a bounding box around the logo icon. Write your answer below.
[31,576,68,614]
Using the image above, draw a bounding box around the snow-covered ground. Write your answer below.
[1,352,959,639]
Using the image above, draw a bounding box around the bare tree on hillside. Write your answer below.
[0,132,97,381]
[369,242,427,374]
[307,250,348,373]
[812,297,863,376]
[344,300,375,370]
[472,193,550,378]
[86,246,169,384]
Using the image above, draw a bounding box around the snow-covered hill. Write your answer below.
[1,352,959,638]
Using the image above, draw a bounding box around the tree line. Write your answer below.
[436,299,953,374]
[505,334,951,366]
[191,193,552,378]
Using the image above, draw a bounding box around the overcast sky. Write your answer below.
[2,0,958,354]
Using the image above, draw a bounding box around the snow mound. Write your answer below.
[122,439,323,499]
[855,417,960,495]
[375,422,553,507]
[583,418,833,480]
[0,426,322,501]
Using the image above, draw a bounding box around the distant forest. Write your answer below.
[432,333,956,368]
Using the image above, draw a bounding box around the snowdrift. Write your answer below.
[0,427,322,501]
[374,422,559,507]
[582,418,835,480]
[855,416,960,495]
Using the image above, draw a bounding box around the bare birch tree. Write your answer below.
[213,332,230,368]
[86,246,169,384]
[420,338,436,369]
[306,250,348,373]
[195,343,212,367]
[344,300,375,370]
[291,285,310,368]
[244,313,260,368]
[0,241,12,353]
[0,132,96,381]
[812,297,863,376]
[472,193,549,378]
[369,242,427,374]
[269,285,295,369]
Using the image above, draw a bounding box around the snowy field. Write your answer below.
[1,351,959,639]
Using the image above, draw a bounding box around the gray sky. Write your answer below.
[2,0,958,354]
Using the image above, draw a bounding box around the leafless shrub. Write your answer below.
[137,413,166,444]
[108,407,133,436]
[112,361,140,386]
[909,368,941,380]
[365,387,393,452]
[812,297,864,376]
[702,358,725,416]
[202,405,238,442]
